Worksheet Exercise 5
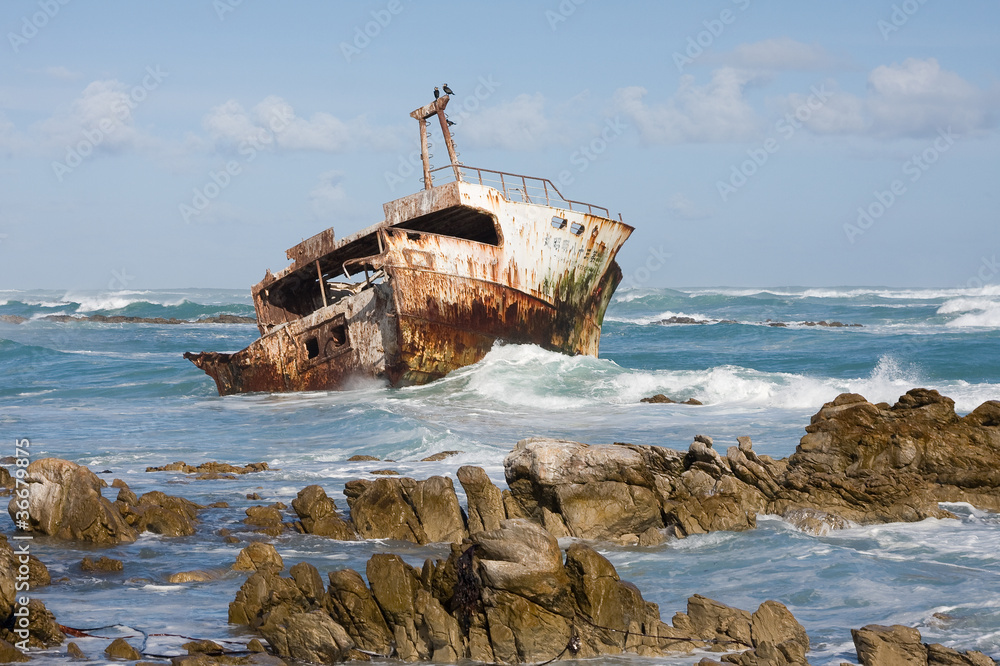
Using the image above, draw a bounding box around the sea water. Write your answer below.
[2,285,999,664]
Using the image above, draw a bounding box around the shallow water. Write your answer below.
[2,285,999,664]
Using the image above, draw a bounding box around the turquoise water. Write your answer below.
[2,286,999,664]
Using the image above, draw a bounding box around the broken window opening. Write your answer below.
[305,337,319,359]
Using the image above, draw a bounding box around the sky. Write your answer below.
[1,0,998,291]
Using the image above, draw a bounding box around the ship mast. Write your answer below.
[409,95,460,189]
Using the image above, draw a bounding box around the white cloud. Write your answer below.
[788,58,997,138]
[34,79,154,154]
[614,68,763,144]
[309,170,348,219]
[456,93,563,151]
[43,66,81,81]
[202,96,401,154]
[666,193,713,220]
[717,38,841,71]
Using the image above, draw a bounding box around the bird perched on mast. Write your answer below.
[442,83,455,95]
[433,86,440,99]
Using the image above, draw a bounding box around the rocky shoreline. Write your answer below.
[3,389,999,664]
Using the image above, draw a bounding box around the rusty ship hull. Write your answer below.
[185,96,632,396]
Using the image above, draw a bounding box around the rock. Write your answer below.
[230,522,809,665]
[3,598,65,648]
[0,639,28,663]
[421,451,462,462]
[105,637,141,660]
[182,639,223,654]
[640,393,674,403]
[0,468,11,490]
[852,623,997,666]
[259,609,353,665]
[233,542,283,572]
[67,640,86,658]
[246,492,261,500]
[145,461,270,475]
[117,490,202,537]
[457,466,506,534]
[325,568,393,656]
[683,398,704,405]
[370,469,399,476]
[291,486,355,540]
[247,638,265,652]
[244,505,283,527]
[81,556,124,572]
[0,315,27,325]
[7,458,137,544]
[347,455,379,461]
[344,476,467,544]
[168,570,215,583]
[504,438,668,542]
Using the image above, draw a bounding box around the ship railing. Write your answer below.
[427,164,610,218]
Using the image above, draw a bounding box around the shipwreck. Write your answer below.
[185,95,633,395]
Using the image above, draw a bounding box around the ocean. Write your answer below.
[2,285,999,664]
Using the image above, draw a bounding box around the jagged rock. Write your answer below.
[66,640,86,658]
[641,394,675,403]
[105,637,141,660]
[325,568,393,656]
[183,639,224,654]
[259,609,353,665]
[291,486,355,540]
[344,476,467,544]
[7,458,137,544]
[503,391,1000,542]
[233,542,283,572]
[116,490,202,537]
[504,438,670,542]
[0,598,63,649]
[457,466,505,534]
[0,639,28,663]
[852,624,996,666]
[244,505,283,529]
[81,556,123,572]
[347,455,379,461]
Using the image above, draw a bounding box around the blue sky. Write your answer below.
[1,0,998,290]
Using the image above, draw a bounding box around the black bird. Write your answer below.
[433,86,440,99]
[442,83,454,95]
[447,119,456,126]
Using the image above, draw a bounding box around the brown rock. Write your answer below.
[0,639,28,663]
[118,490,202,537]
[259,609,353,664]
[347,455,379,461]
[81,556,124,572]
[852,624,927,666]
[421,451,462,462]
[105,637,141,660]
[325,568,393,655]
[291,486,355,540]
[457,466,506,534]
[640,394,675,403]
[344,475,467,544]
[233,542,283,572]
[66,640,86,658]
[168,570,215,583]
[7,458,137,544]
